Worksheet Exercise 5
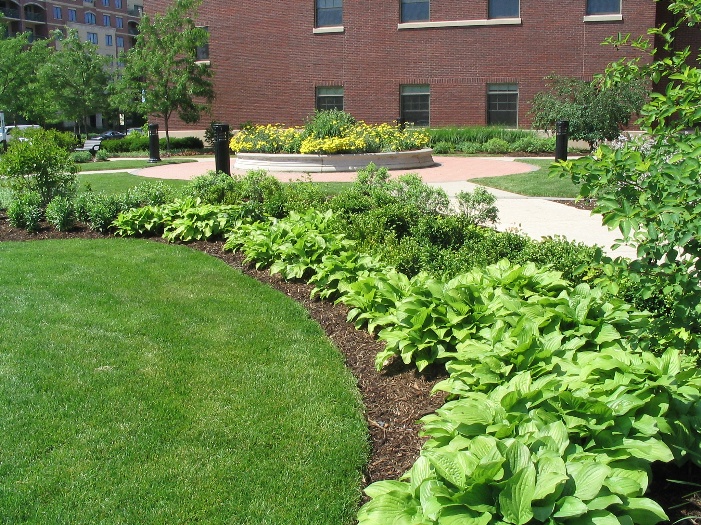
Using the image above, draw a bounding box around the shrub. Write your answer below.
[126,181,177,206]
[0,129,78,206]
[182,171,239,204]
[74,192,124,232]
[94,149,110,162]
[45,195,75,231]
[70,151,94,164]
[454,187,498,225]
[304,109,356,139]
[457,141,481,154]
[482,137,511,153]
[0,186,14,210]
[431,141,454,154]
[7,192,43,231]
[512,135,556,153]
[99,136,204,153]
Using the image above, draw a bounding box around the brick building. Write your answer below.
[1,0,142,55]
[143,0,667,130]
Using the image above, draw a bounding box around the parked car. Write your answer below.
[97,130,126,140]
[126,127,145,135]
[0,124,41,145]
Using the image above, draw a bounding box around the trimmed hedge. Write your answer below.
[99,136,204,153]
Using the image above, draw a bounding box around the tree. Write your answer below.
[553,0,701,355]
[0,27,51,124]
[113,0,214,151]
[530,75,648,149]
[37,30,112,137]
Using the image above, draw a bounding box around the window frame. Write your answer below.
[84,11,96,24]
[67,8,76,21]
[116,35,124,48]
[116,16,123,28]
[488,0,520,18]
[486,83,519,127]
[105,34,113,46]
[53,6,62,19]
[401,0,430,22]
[400,84,430,126]
[102,0,110,6]
[87,32,98,45]
[586,0,621,15]
[316,86,344,111]
[195,26,210,61]
[115,0,122,7]
[103,14,111,26]
[315,0,343,28]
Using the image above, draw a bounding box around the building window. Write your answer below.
[116,16,123,28]
[85,12,96,24]
[316,87,344,111]
[400,85,430,126]
[195,26,209,60]
[316,0,342,27]
[53,6,62,19]
[87,32,98,44]
[105,34,113,46]
[401,0,429,22]
[487,84,518,126]
[586,0,621,14]
[116,36,124,47]
[489,0,519,18]
[103,0,110,5]
[68,8,76,21]
[103,14,111,26]
[115,0,122,7]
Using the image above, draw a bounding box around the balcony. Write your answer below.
[24,11,47,23]
[0,7,20,19]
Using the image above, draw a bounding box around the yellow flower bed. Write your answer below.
[230,115,430,155]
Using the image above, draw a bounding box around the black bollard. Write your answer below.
[555,120,569,162]
[213,123,231,176]
[148,123,161,163]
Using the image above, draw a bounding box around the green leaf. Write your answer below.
[568,461,611,502]
[554,496,589,518]
[438,506,492,525]
[423,450,468,490]
[618,498,668,525]
[499,465,537,525]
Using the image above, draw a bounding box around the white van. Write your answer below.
[0,124,41,145]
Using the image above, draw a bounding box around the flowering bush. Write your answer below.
[229,111,430,155]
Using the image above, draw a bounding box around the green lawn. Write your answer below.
[78,172,190,194]
[474,158,584,198]
[0,239,367,524]
[77,158,197,172]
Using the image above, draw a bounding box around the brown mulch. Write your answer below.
[1,214,700,522]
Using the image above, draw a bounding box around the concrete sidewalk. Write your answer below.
[118,155,636,259]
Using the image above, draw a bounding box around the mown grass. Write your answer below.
[78,172,190,194]
[473,158,584,198]
[77,158,197,172]
[0,239,368,524]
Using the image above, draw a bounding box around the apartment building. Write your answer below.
[1,0,142,56]
[142,0,673,131]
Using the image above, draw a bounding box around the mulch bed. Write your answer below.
[1,213,699,521]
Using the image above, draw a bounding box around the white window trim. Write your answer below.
[398,18,521,30]
[583,13,623,22]
[313,25,344,34]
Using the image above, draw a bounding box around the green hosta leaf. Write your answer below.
[533,455,568,501]
[423,449,468,490]
[357,490,426,525]
[554,496,589,518]
[419,480,452,521]
[499,465,537,525]
[365,480,415,499]
[567,510,627,525]
[594,324,622,344]
[587,495,623,511]
[618,498,668,525]
[603,466,648,498]
[568,461,611,502]
[506,441,533,475]
[619,438,674,463]
[438,506,493,525]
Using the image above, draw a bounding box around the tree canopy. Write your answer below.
[113,0,214,150]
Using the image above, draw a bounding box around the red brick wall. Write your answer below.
[145,0,657,130]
